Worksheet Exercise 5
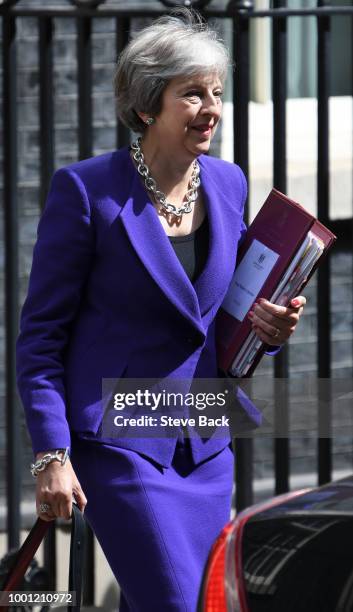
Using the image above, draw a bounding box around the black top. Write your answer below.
[168,216,209,283]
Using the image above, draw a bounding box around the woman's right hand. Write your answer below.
[35,453,87,522]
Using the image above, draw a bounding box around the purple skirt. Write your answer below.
[70,435,234,612]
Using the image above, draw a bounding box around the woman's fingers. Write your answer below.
[37,485,70,520]
[248,303,296,343]
[57,488,75,521]
[36,479,61,518]
[253,326,287,346]
[36,462,87,520]
[72,483,88,514]
[36,498,56,522]
[254,299,300,324]
[290,296,307,308]
[248,295,306,345]
[248,308,295,338]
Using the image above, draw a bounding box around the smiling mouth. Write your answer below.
[191,124,214,136]
[193,124,213,131]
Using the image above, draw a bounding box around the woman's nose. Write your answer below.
[201,94,221,117]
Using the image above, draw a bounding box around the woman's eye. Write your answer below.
[183,90,223,100]
[185,91,201,98]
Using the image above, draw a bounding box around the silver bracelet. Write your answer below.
[30,447,70,477]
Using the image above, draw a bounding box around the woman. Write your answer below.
[16,10,305,611]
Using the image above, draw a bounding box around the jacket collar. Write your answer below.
[118,148,238,335]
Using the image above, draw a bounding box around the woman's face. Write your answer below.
[150,72,224,161]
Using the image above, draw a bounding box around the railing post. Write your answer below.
[77,14,96,606]
[39,17,55,209]
[77,16,93,160]
[38,16,58,590]
[229,0,252,217]
[3,9,21,550]
[272,0,290,494]
[317,0,332,485]
[228,0,254,513]
[116,17,131,149]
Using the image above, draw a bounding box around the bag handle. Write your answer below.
[68,503,86,611]
[0,503,86,612]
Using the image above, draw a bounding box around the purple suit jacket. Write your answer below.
[16,146,261,467]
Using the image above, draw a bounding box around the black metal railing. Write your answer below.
[1,0,352,602]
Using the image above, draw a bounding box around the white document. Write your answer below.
[222,239,280,322]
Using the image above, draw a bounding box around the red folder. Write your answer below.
[216,188,336,377]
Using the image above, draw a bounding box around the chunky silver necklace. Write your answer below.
[131,137,201,218]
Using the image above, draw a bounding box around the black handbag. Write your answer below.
[0,503,85,612]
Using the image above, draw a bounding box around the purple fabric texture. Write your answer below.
[70,434,234,612]
[16,146,262,466]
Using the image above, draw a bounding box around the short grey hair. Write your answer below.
[114,9,230,134]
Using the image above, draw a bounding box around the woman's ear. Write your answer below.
[136,111,155,127]
[136,111,149,125]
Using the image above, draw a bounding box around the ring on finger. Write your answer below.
[39,502,51,514]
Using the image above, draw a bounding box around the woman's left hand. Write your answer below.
[248,295,306,346]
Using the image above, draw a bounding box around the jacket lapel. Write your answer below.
[194,158,239,318]
[119,148,241,334]
[120,155,204,336]
[195,156,241,317]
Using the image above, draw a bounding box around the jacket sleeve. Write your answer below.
[16,167,95,455]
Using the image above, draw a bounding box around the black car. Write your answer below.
[198,476,353,611]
